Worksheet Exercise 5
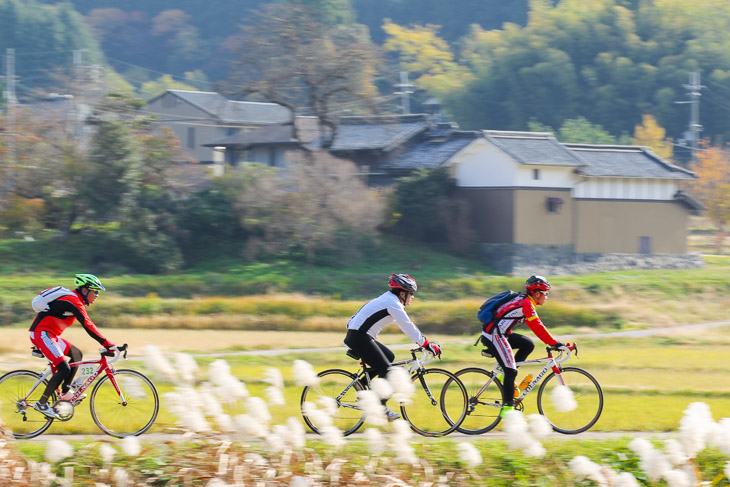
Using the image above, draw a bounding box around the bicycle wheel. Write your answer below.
[400,368,468,437]
[0,370,56,439]
[300,369,365,436]
[448,367,504,435]
[536,366,604,434]
[90,369,159,437]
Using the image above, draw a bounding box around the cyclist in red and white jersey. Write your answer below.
[481,275,564,418]
[28,274,116,419]
[345,273,441,421]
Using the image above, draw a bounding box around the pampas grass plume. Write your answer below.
[45,439,73,464]
[292,360,319,387]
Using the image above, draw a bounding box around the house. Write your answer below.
[203,113,481,185]
[145,90,291,163]
[448,131,703,275]
[203,118,703,275]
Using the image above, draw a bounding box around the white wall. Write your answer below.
[574,178,679,200]
[449,139,575,188]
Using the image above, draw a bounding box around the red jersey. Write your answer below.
[29,290,110,347]
[491,294,557,345]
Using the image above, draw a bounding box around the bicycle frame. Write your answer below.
[475,346,576,406]
[334,349,436,409]
[23,348,127,407]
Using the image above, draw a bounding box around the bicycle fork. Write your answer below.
[416,371,438,406]
[105,370,128,406]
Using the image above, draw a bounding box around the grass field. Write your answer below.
[3,324,729,439]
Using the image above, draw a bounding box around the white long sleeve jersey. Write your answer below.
[346,291,426,346]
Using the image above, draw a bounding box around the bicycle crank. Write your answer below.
[52,400,75,422]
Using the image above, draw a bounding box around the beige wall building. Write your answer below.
[447,131,703,274]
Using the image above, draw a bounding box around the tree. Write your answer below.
[229,155,385,264]
[139,74,199,102]
[448,0,730,142]
[528,117,630,145]
[0,105,88,234]
[0,0,105,91]
[80,92,187,272]
[382,21,474,96]
[632,114,673,160]
[687,143,730,252]
[225,0,381,148]
[387,168,473,251]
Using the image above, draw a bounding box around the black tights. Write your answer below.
[345,329,395,404]
[41,345,82,403]
[482,333,535,407]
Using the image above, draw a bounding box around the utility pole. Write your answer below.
[678,71,703,165]
[394,71,415,115]
[3,48,16,197]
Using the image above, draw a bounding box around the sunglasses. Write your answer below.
[537,290,549,297]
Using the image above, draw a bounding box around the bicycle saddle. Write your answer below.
[346,349,361,360]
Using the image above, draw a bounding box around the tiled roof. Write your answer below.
[483,131,586,167]
[382,131,479,170]
[158,90,291,124]
[566,144,695,179]
[318,114,430,152]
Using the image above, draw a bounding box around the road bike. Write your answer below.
[300,347,468,437]
[0,344,159,439]
[445,343,603,435]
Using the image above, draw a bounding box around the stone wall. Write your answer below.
[480,243,704,276]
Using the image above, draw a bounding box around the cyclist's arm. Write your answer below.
[52,300,112,347]
[522,301,558,346]
[389,305,426,346]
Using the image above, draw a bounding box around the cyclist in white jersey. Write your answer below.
[345,273,441,421]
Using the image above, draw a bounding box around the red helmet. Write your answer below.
[388,273,418,293]
[525,275,551,294]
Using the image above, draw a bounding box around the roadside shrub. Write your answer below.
[175,185,246,264]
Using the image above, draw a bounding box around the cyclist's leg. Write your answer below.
[62,344,83,392]
[509,333,535,363]
[29,331,70,404]
[30,331,71,404]
[482,333,516,407]
[345,330,393,380]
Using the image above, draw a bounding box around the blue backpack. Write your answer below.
[477,290,519,332]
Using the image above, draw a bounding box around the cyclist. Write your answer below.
[28,274,116,419]
[345,273,441,421]
[481,275,564,418]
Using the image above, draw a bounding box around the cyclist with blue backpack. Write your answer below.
[479,275,564,418]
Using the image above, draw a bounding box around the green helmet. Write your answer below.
[74,273,105,291]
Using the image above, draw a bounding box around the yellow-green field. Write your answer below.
[3,325,729,438]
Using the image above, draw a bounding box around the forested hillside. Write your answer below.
[5,0,730,143]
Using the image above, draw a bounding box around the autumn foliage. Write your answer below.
[687,143,730,251]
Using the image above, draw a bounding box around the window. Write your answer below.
[546,196,564,214]
[533,169,540,180]
[187,128,195,149]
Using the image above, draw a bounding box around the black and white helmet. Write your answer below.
[388,273,418,293]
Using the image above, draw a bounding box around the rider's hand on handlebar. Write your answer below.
[550,341,565,350]
[422,338,441,357]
